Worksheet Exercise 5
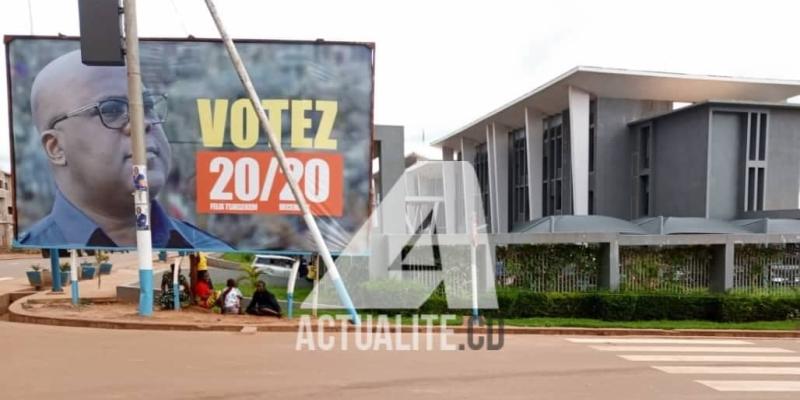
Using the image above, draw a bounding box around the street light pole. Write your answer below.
[123,0,154,317]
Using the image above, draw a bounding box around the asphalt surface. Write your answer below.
[1,320,799,400]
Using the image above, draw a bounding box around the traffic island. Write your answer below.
[7,296,800,338]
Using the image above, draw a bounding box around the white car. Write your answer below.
[251,255,310,288]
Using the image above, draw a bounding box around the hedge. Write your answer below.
[416,289,800,322]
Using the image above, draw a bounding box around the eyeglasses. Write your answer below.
[48,93,168,130]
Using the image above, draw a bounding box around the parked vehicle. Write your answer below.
[250,255,309,289]
[768,264,800,286]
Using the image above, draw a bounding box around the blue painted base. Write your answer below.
[333,278,360,325]
[139,269,153,317]
[287,293,294,320]
[173,282,180,311]
[71,280,79,305]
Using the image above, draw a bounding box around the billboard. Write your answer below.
[6,36,374,253]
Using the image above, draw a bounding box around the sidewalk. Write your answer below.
[1,252,174,308]
[23,252,175,302]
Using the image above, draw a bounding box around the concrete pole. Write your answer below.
[173,255,182,311]
[123,0,154,317]
[70,250,79,305]
[204,0,360,324]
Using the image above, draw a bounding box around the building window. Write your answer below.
[640,125,651,169]
[588,100,596,214]
[744,112,767,212]
[7,206,11,215]
[508,128,529,226]
[635,124,652,217]
[589,104,596,173]
[474,143,491,225]
[639,175,650,216]
[542,115,566,216]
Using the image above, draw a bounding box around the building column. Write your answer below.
[442,146,454,161]
[568,86,590,215]
[460,137,480,231]
[525,107,544,220]
[599,241,620,291]
[710,242,734,293]
[372,125,406,278]
[487,122,509,233]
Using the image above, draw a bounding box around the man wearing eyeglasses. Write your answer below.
[19,50,232,250]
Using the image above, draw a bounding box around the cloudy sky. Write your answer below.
[2,0,800,173]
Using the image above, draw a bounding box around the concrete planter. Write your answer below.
[80,263,96,280]
[60,271,70,285]
[26,271,42,289]
[98,262,113,275]
[41,269,52,286]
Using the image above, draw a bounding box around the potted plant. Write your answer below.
[60,262,71,285]
[26,265,43,290]
[96,251,113,275]
[80,261,96,280]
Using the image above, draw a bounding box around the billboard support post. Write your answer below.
[123,0,154,317]
[204,0,361,325]
[49,249,63,292]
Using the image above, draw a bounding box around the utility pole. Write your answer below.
[123,0,154,316]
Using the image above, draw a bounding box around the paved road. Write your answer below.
[1,321,799,399]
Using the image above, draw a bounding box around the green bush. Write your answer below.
[344,285,800,323]
[720,294,800,322]
[482,290,799,322]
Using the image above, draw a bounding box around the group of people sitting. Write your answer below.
[160,265,281,317]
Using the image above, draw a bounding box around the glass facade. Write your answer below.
[509,128,529,226]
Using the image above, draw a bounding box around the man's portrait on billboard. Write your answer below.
[17,50,231,249]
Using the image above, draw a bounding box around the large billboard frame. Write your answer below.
[4,35,376,254]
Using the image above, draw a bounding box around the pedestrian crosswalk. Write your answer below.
[567,337,800,393]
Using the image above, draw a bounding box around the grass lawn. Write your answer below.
[504,317,800,331]
[289,311,464,326]
[214,280,312,301]
[220,252,254,264]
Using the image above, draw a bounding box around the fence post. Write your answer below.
[599,241,620,291]
[710,242,734,293]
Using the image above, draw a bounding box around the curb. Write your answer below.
[7,297,800,337]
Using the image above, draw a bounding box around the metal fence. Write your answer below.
[619,246,712,292]
[495,244,600,292]
[397,243,800,294]
[734,245,800,294]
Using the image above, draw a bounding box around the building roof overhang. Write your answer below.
[434,66,800,149]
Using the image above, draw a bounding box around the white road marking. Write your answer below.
[592,345,793,353]
[654,366,800,375]
[696,380,800,392]
[567,338,752,345]
[0,277,14,282]
[621,355,800,363]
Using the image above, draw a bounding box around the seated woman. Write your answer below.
[246,280,282,317]
[193,270,217,308]
[219,278,243,314]
[158,264,190,309]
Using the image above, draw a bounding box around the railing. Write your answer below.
[619,246,712,292]
[734,245,800,294]
[495,244,600,292]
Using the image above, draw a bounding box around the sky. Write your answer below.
[2,0,800,173]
